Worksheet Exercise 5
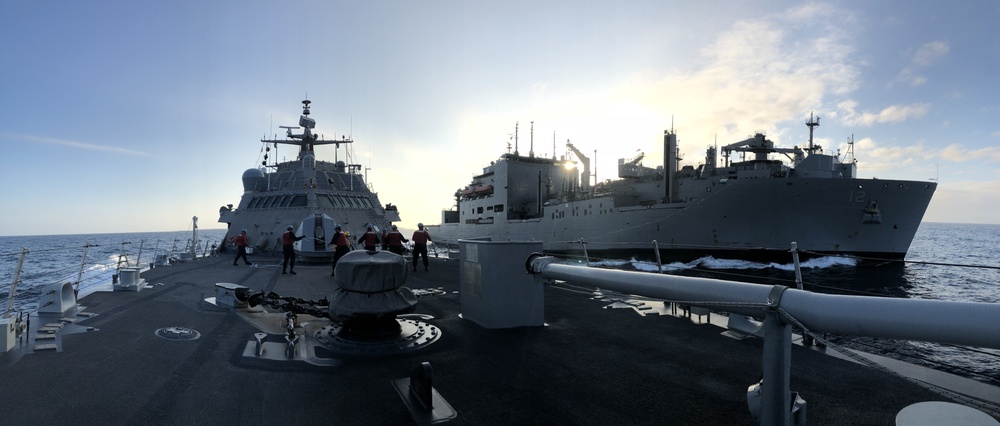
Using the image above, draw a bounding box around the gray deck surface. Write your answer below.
[0,253,975,425]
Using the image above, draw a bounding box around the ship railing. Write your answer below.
[1,238,221,321]
[524,252,1000,425]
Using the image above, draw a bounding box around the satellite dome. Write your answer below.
[242,168,265,191]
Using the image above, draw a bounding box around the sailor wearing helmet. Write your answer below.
[411,223,432,271]
[281,225,305,274]
[327,225,350,276]
[357,224,381,251]
[232,228,252,266]
[385,224,408,255]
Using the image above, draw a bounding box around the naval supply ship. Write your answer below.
[218,100,400,260]
[427,116,937,262]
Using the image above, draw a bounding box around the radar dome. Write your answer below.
[242,168,265,191]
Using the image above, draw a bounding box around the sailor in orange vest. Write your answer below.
[327,225,350,276]
[231,228,252,266]
[411,223,432,271]
[385,225,408,255]
[357,224,380,251]
[281,225,305,274]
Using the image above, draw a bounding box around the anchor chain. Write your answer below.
[244,290,331,319]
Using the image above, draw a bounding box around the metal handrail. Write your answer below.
[526,254,1000,426]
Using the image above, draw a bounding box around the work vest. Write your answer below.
[412,230,430,244]
[387,231,404,246]
[362,232,378,248]
[333,232,348,247]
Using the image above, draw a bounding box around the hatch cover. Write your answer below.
[155,327,201,341]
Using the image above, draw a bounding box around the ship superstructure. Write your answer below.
[218,100,400,259]
[428,116,936,262]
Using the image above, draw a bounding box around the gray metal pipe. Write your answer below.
[527,256,1000,349]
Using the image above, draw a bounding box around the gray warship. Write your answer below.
[428,116,937,262]
[218,99,400,259]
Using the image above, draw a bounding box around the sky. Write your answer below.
[2,1,999,237]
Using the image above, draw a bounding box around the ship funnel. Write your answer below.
[664,130,677,203]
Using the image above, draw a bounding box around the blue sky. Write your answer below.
[2,1,998,236]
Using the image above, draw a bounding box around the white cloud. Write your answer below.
[937,144,1000,162]
[913,41,950,66]
[432,3,865,206]
[924,178,1000,224]
[838,101,931,127]
[839,137,1000,181]
[15,133,148,156]
[895,40,950,87]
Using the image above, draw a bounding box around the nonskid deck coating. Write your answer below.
[0,253,980,425]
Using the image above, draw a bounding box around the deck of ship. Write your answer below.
[1,252,990,425]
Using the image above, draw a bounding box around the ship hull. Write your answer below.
[429,177,936,263]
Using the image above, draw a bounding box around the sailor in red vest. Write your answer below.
[385,225,408,255]
[357,224,380,251]
[411,223,432,271]
[231,228,253,266]
[281,225,305,274]
[327,225,350,276]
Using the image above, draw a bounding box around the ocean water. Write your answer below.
[0,229,227,312]
[592,222,1000,388]
[1,223,998,387]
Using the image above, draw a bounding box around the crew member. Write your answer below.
[411,223,432,272]
[281,225,305,274]
[385,225,408,255]
[328,225,350,276]
[357,224,380,251]
[232,229,252,266]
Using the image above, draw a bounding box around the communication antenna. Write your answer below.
[844,134,856,164]
[514,122,519,156]
[529,121,535,158]
[806,112,820,152]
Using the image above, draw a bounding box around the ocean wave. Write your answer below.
[625,255,857,273]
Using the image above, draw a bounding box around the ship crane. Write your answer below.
[721,133,803,167]
[623,151,645,166]
[565,140,592,191]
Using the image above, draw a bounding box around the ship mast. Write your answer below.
[513,122,519,156]
[261,99,353,161]
[806,112,820,153]
[529,121,535,158]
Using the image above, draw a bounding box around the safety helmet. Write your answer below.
[391,225,398,230]
[287,225,293,230]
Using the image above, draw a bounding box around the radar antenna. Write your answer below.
[260,100,354,161]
